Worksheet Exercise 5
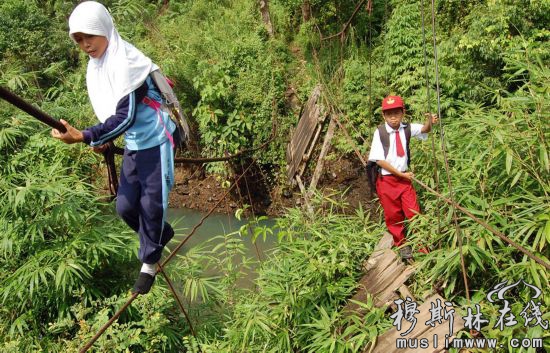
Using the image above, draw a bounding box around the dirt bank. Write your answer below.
[168,155,379,217]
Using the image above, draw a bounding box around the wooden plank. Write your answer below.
[372,263,412,297]
[371,249,399,274]
[398,285,416,302]
[373,266,415,307]
[364,232,394,272]
[359,250,399,290]
[370,295,465,353]
[363,257,404,294]
[295,175,313,215]
[298,110,317,155]
[372,295,444,353]
[343,250,400,315]
[301,109,322,161]
[297,122,322,177]
[307,116,336,198]
[286,85,322,181]
[286,86,321,180]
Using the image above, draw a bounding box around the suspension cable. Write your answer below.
[79,292,139,353]
[80,161,256,352]
[367,0,373,123]
[383,0,389,87]
[157,263,196,337]
[420,0,442,238]
[413,177,550,271]
[429,0,471,302]
[331,106,550,271]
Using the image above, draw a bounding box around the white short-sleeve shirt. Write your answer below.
[368,122,427,175]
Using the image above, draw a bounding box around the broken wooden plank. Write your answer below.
[307,116,337,199]
[363,255,404,294]
[343,249,414,316]
[373,266,415,307]
[360,250,400,287]
[286,85,323,182]
[364,232,394,272]
[297,121,323,177]
[398,285,416,302]
[287,88,320,178]
[295,175,313,215]
[369,294,465,353]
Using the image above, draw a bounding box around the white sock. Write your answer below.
[141,263,157,276]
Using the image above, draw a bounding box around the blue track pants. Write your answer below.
[116,140,175,264]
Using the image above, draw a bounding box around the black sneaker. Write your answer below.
[132,272,155,294]
[399,245,413,261]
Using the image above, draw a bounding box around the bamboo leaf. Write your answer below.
[510,170,522,187]
[505,149,513,175]
[540,144,549,172]
[544,219,550,247]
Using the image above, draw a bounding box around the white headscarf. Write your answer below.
[69,1,158,122]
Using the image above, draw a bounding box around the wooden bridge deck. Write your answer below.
[343,233,414,316]
[342,233,465,353]
[371,293,465,353]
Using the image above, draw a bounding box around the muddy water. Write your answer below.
[166,208,278,287]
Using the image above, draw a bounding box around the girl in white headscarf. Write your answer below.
[52,1,178,294]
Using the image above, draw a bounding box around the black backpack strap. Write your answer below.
[378,124,390,158]
[403,123,411,164]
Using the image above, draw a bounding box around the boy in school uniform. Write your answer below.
[368,95,437,260]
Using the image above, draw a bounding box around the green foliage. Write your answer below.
[189,198,389,352]
[0,0,75,92]
[59,287,186,353]
[0,104,139,349]
[437,0,550,106]
[404,48,549,349]
[1,0,549,351]
[145,0,292,173]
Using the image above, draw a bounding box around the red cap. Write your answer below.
[381,95,404,111]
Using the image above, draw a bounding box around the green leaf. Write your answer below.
[544,219,550,245]
[505,149,513,175]
[540,144,549,172]
[510,170,522,187]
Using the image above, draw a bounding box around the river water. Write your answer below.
[165,208,278,287]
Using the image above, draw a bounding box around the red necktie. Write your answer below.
[395,130,405,157]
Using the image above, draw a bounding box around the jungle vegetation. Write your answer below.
[0,0,548,352]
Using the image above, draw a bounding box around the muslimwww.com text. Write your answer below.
[395,335,544,350]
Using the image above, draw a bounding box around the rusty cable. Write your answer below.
[79,292,139,353]
[157,263,196,337]
[413,177,550,271]
[80,161,256,352]
[0,86,67,132]
[107,120,278,164]
[428,0,470,302]
[420,0,442,238]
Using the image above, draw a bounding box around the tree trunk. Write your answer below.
[302,0,311,22]
[259,0,274,37]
